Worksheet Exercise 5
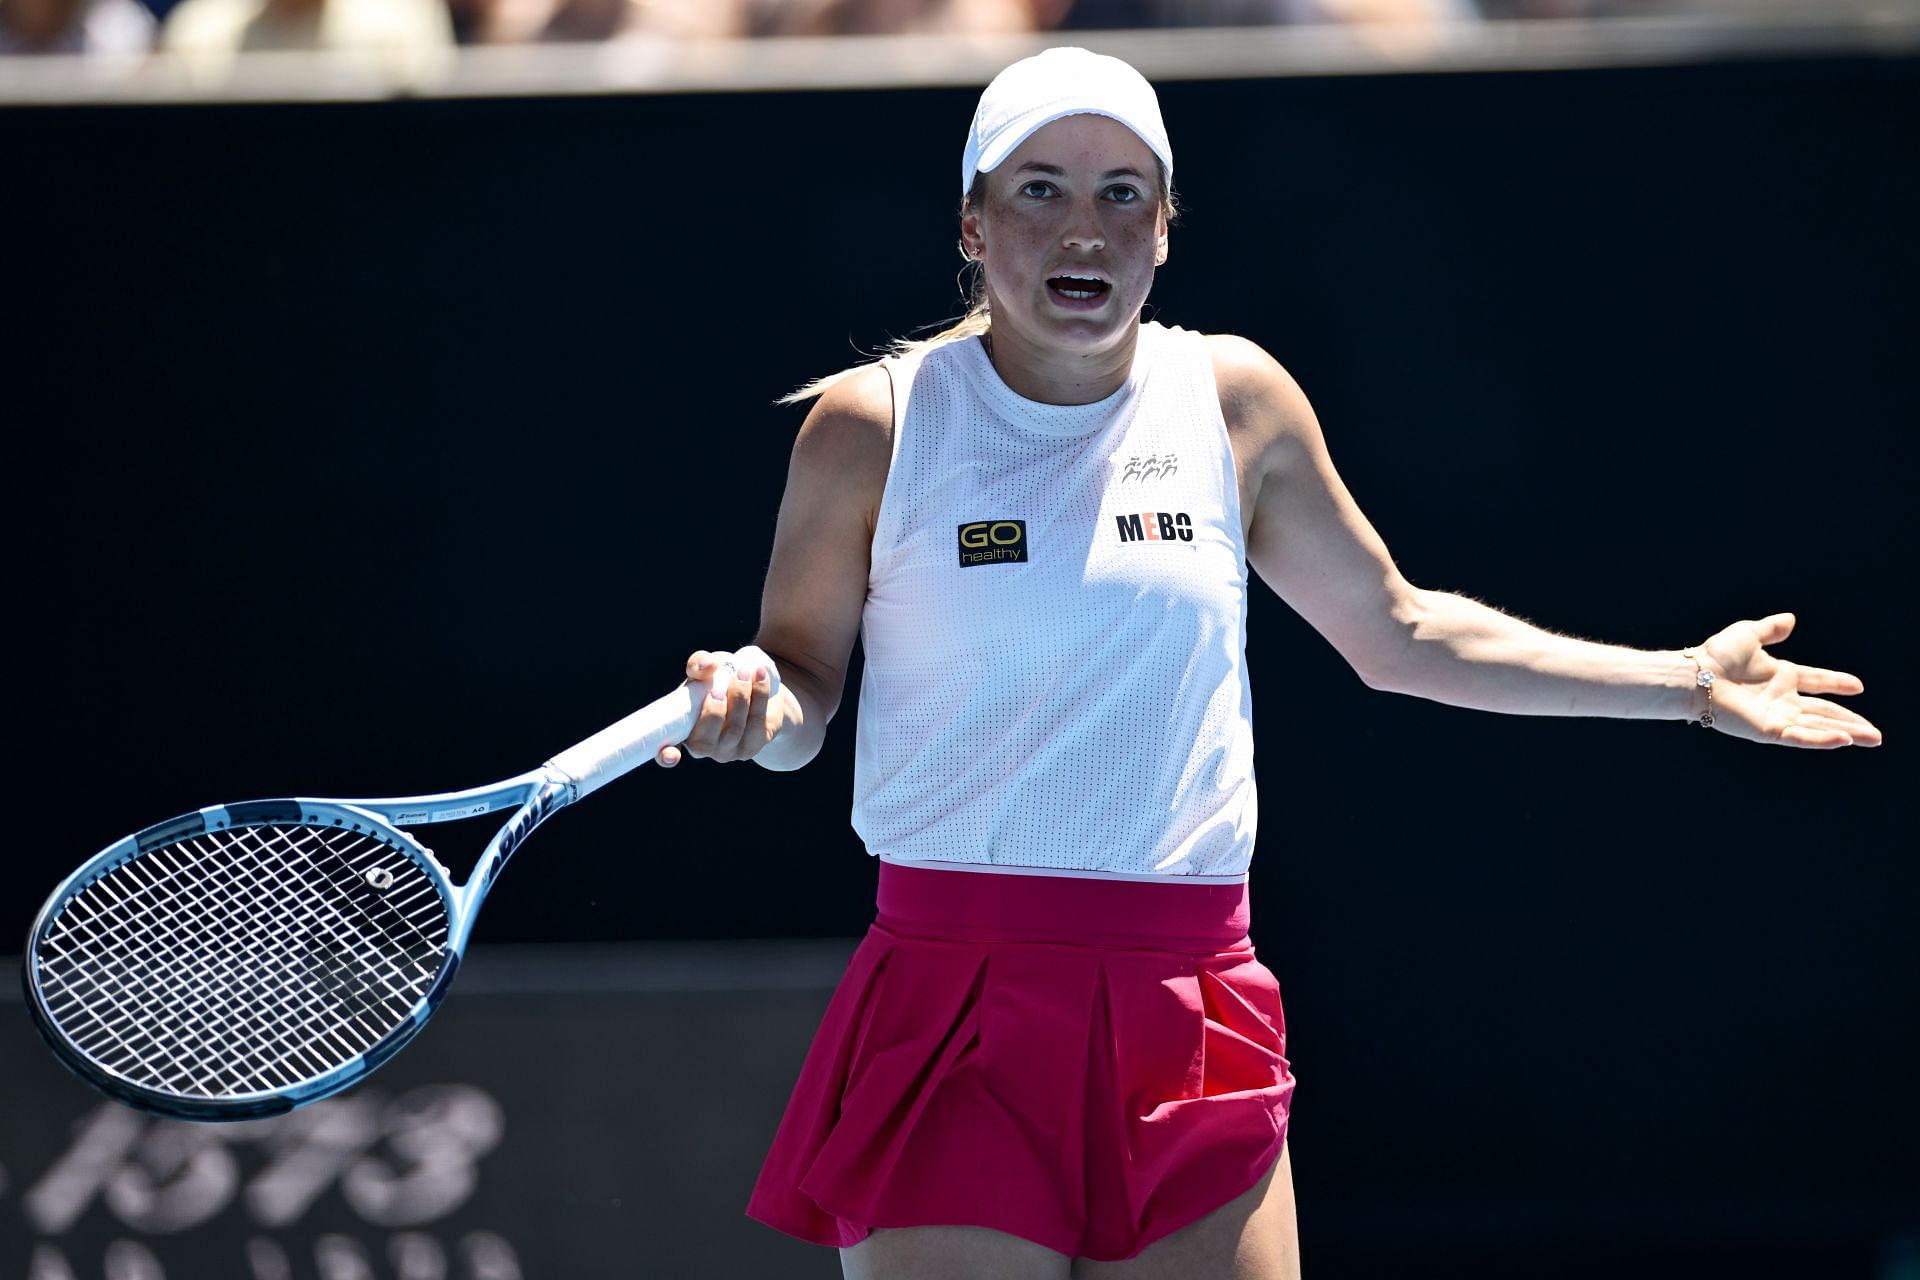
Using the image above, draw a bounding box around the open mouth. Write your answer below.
[1047,274,1111,303]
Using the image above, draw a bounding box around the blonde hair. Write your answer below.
[778,162,1177,406]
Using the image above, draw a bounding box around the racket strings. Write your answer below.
[62,830,418,1088]
[87,826,439,1090]
[35,823,450,1101]
[46,825,442,1095]
[47,830,361,1091]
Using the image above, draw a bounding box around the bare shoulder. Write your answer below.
[785,363,895,531]
[794,363,894,465]
[1205,332,1318,472]
[1206,333,1309,420]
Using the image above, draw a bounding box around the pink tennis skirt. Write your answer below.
[745,859,1296,1262]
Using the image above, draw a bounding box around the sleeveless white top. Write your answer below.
[851,321,1256,884]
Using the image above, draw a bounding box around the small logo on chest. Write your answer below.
[1119,453,1178,483]
[957,520,1028,567]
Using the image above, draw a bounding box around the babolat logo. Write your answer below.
[1115,512,1194,543]
[958,519,1028,567]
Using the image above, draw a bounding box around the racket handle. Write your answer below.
[547,647,781,800]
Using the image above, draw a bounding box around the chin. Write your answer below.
[1038,301,1145,349]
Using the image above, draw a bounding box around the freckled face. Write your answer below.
[960,113,1169,355]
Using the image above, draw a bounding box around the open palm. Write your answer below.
[1699,613,1882,748]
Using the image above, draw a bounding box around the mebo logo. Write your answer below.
[1115,512,1193,544]
[957,519,1028,567]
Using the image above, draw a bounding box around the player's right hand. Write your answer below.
[657,649,790,767]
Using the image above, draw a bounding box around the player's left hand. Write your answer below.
[1695,612,1882,748]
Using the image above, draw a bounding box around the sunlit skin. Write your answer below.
[959,113,1170,406]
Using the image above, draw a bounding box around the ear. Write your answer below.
[960,201,986,261]
[1154,220,1169,267]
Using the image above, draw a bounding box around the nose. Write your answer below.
[1061,195,1106,252]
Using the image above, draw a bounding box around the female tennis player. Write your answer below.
[657,47,1882,1280]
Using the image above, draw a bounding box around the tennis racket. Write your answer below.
[23,648,778,1122]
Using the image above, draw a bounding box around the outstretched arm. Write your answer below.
[1373,596,1880,748]
[1212,335,1882,750]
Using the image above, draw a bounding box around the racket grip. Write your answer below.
[547,647,781,800]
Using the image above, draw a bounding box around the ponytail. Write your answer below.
[776,293,989,407]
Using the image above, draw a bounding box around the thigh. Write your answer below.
[1069,1141,1298,1280]
[842,1225,1074,1280]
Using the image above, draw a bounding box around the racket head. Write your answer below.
[24,800,461,1121]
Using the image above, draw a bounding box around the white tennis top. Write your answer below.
[851,321,1256,884]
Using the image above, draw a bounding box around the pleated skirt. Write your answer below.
[744,859,1296,1262]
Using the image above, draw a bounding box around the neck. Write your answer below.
[981,318,1140,406]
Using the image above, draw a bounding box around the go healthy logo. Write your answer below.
[957,520,1028,567]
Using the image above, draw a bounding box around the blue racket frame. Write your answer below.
[23,655,767,1121]
[24,770,570,1121]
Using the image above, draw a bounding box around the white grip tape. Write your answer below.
[547,647,782,800]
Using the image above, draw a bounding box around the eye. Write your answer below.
[1020,180,1057,199]
[1104,185,1142,204]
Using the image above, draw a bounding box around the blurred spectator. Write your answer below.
[455,0,1068,42]
[746,0,1072,35]
[523,0,1481,38]
[439,0,1873,46]
[444,0,543,43]
[1061,0,1478,25]
[1474,0,1661,15]
[160,0,454,71]
[544,0,747,40]
[447,0,745,42]
[0,0,156,52]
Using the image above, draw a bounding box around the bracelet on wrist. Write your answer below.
[1681,649,1716,728]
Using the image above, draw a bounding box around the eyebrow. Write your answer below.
[1012,162,1148,181]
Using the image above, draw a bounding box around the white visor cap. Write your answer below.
[961,47,1172,201]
